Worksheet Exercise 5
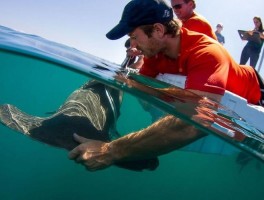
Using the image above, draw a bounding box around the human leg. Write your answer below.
[240,46,250,65]
[249,51,260,68]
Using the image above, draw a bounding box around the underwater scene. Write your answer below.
[0,25,263,200]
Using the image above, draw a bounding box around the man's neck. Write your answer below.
[163,34,181,59]
[181,11,195,22]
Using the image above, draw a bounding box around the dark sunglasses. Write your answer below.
[172,3,185,10]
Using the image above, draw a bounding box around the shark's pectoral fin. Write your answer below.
[0,104,44,135]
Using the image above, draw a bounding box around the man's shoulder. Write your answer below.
[184,13,217,40]
[185,12,211,27]
[189,15,211,26]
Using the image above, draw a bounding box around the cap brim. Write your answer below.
[106,22,133,40]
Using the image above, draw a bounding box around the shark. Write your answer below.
[0,80,159,171]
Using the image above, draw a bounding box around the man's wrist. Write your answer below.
[106,140,125,162]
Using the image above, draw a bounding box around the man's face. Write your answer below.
[129,27,163,58]
[216,26,223,32]
[170,0,193,21]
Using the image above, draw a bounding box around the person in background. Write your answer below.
[240,16,264,68]
[120,39,136,68]
[215,23,225,45]
[170,0,217,40]
[68,0,262,171]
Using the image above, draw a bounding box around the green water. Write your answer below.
[0,51,263,200]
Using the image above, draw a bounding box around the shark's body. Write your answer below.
[0,80,158,171]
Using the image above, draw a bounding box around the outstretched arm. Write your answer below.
[68,115,206,171]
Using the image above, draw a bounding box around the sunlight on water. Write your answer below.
[0,25,263,200]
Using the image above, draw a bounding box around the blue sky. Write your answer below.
[0,0,264,76]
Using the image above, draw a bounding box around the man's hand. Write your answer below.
[126,47,142,57]
[68,133,114,171]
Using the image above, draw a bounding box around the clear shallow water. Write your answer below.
[0,25,264,200]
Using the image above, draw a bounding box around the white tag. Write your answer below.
[156,73,186,88]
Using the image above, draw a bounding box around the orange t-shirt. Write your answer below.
[139,28,261,104]
[182,12,217,40]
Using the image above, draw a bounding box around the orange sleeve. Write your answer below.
[139,57,159,78]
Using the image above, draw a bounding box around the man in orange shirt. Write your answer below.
[68,0,262,171]
[139,27,260,104]
[127,0,217,70]
[171,0,217,40]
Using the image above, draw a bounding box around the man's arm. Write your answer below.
[68,115,206,171]
[129,55,144,69]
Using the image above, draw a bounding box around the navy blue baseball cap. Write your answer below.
[106,0,173,40]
